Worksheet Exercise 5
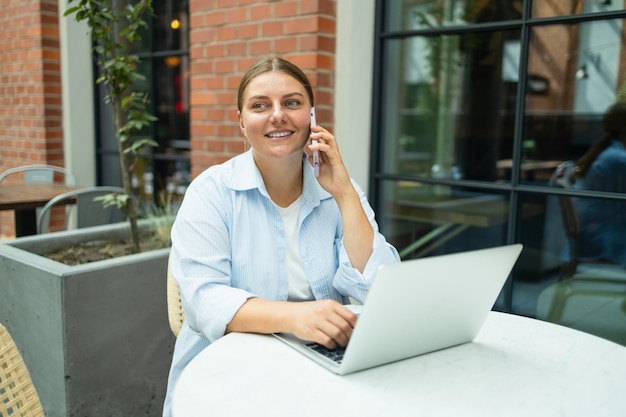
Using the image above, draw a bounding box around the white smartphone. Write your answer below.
[310,107,320,177]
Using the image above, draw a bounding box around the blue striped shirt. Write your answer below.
[162,150,400,416]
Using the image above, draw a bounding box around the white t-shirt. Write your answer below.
[275,196,314,301]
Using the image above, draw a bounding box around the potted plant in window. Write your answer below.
[0,1,176,416]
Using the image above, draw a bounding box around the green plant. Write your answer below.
[141,193,179,247]
[64,0,157,253]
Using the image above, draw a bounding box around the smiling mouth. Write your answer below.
[266,131,293,139]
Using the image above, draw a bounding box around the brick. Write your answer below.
[250,39,272,55]
[191,28,216,44]
[215,59,236,74]
[205,10,226,26]
[275,37,297,53]
[190,0,216,12]
[250,4,273,21]
[237,23,260,39]
[216,92,235,105]
[190,45,205,60]
[227,41,248,56]
[205,76,226,89]
[275,1,298,18]
[236,58,257,73]
[262,21,285,37]
[216,0,237,8]
[218,124,241,138]
[300,0,321,14]
[216,26,237,41]
[205,109,228,121]
[226,8,248,24]
[189,14,205,29]
[191,92,216,105]
[284,16,319,34]
[205,44,227,58]
[191,123,217,137]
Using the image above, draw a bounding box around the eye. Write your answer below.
[251,102,268,111]
[285,99,300,108]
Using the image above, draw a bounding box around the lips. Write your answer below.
[266,130,293,138]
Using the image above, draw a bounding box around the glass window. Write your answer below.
[523,19,626,185]
[96,0,190,208]
[532,0,620,18]
[381,28,522,182]
[379,181,511,261]
[374,0,626,344]
[386,0,523,31]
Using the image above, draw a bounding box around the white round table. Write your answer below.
[172,312,626,417]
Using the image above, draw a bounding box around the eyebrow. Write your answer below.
[247,92,305,102]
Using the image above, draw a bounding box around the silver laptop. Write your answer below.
[273,244,523,375]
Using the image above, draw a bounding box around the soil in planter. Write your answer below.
[42,231,169,266]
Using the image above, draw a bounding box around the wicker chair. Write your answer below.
[167,255,185,337]
[0,323,45,417]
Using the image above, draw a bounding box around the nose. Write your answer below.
[269,105,286,124]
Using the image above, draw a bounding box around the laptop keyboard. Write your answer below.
[305,342,346,364]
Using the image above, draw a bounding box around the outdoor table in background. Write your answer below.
[390,195,544,258]
[497,159,563,181]
[0,183,80,236]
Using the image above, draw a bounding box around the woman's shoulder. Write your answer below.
[597,142,626,167]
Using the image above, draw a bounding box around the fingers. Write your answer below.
[309,125,336,149]
[324,309,357,348]
[307,127,339,170]
[298,300,357,349]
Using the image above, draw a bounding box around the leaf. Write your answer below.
[63,6,80,17]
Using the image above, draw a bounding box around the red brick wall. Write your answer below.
[0,0,63,238]
[188,0,337,177]
[0,0,337,238]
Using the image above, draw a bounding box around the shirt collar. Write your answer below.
[226,150,332,206]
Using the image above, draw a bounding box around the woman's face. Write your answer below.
[238,71,311,161]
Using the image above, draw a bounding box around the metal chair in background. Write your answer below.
[36,186,126,234]
[0,164,76,186]
[0,323,45,417]
[537,162,626,344]
[541,192,626,316]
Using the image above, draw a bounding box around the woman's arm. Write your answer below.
[307,125,375,272]
[226,298,358,349]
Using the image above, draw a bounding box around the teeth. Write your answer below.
[267,131,292,138]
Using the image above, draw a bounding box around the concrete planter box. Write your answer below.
[0,223,174,417]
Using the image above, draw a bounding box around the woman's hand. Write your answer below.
[288,299,358,349]
[305,125,353,200]
[226,298,358,349]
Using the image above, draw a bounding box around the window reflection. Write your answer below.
[376,0,626,341]
[382,28,522,181]
[387,0,523,31]
[532,0,620,18]
[517,191,626,345]
[524,18,626,185]
[379,181,511,260]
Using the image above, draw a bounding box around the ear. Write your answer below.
[237,111,246,136]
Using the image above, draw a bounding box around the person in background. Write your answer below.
[570,102,626,267]
[162,56,400,416]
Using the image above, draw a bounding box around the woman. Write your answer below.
[162,56,400,416]
[570,102,626,266]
